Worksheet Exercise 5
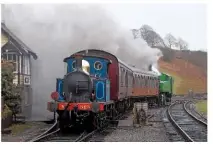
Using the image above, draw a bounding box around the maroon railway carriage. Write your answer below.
[74,49,159,104]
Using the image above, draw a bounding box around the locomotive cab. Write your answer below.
[53,53,111,103]
[48,55,111,111]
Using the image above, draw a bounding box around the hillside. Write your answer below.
[157,48,207,95]
[134,24,207,95]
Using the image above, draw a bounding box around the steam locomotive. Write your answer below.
[47,49,173,131]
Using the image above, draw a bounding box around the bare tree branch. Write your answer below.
[177,37,188,50]
[164,33,177,49]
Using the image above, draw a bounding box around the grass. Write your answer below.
[196,100,207,115]
[8,123,33,135]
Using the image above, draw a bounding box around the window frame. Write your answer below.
[2,53,19,73]
[94,61,103,70]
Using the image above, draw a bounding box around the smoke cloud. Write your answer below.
[2,4,162,120]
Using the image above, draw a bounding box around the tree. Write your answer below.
[132,29,141,39]
[177,37,188,50]
[164,33,177,49]
[139,25,165,47]
[1,60,21,120]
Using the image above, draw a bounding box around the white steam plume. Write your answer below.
[2,4,162,120]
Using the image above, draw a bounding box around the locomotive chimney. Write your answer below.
[75,54,83,70]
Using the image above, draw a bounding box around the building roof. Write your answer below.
[1,22,38,59]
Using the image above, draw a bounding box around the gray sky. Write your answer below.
[102,3,206,51]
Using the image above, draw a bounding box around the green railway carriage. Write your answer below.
[158,73,174,105]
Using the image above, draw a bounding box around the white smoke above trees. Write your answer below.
[2,4,162,119]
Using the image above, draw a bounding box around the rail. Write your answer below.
[184,101,207,126]
[29,120,58,142]
[167,101,207,142]
[167,101,194,142]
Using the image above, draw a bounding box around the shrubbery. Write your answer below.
[2,104,12,120]
[1,60,21,119]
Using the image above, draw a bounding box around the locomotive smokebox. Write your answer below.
[63,71,93,102]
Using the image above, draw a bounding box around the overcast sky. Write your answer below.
[102,3,206,51]
[1,3,206,51]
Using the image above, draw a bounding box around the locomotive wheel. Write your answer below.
[58,119,68,132]
[167,97,171,105]
[160,94,166,106]
[162,95,165,106]
[85,113,96,132]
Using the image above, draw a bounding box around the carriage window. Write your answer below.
[133,75,135,87]
[138,76,140,87]
[151,77,153,88]
[125,71,128,87]
[144,76,146,87]
[123,69,126,87]
[120,67,123,86]
[147,77,149,87]
[138,75,140,87]
[143,76,146,87]
[153,78,154,88]
[153,78,155,88]
[136,75,138,87]
[148,77,150,87]
[94,61,102,70]
[141,76,143,87]
[142,76,144,87]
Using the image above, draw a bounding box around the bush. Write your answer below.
[2,104,12,120]
[1,60,21,118]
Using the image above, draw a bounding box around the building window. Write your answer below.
[2,53,18,72]
[24,56,30,75]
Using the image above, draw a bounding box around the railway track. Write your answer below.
[184,101,207,124]
[29,118,101,142]
[167,100,207,142]
[29,108,132,142]
[29,116,121,142]
[30,122,99,142]
[29,120,59,142]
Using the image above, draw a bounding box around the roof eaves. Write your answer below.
[1,23,38,60]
